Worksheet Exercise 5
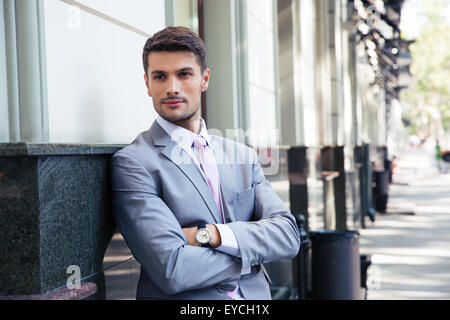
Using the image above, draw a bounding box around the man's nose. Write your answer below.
[166,76,181,96]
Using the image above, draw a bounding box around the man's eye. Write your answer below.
[153,75,165,80]
[179,72,191,78]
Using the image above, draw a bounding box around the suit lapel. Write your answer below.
[150,121,221,224]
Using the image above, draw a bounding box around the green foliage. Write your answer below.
[401,0,450,134]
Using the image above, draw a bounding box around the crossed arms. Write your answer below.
[110,149,300,295]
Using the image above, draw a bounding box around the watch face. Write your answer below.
[196,228,211,244]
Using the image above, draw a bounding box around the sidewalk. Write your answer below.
[359,147,450,300]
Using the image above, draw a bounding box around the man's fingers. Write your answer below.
[182,226,199,245]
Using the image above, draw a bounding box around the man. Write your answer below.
[110,26,300,300]
[436,139,446,174]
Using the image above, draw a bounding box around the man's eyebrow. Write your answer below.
[150,70,166,75]
[178,67,195,72]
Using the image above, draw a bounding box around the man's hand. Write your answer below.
[182,224,222,248]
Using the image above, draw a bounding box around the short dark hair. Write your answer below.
[142,26,207,75]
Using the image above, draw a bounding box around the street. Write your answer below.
[360,146,450,299]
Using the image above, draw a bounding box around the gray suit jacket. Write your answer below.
[110,120,300,299]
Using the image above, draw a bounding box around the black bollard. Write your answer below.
[295,214,311,300]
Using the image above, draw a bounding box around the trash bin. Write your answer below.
[310,229,361,300]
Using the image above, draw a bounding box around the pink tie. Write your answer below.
[193,135,243,300]
[193,136,224,223]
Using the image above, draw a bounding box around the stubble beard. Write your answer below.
[158,100,201,124]
[157,87,203,124]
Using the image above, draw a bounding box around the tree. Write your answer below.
[401,0,450,137]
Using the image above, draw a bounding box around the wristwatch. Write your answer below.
[195,223,212,247]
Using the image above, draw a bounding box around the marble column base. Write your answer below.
[0,143,124,298]
[0,282,97,300]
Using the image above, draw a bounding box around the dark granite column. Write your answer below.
[288,147,308,231]
[345,147,362,230]
[320,147,344,230]
[287,146,309,300]
[354,144,375,228]
[373,146,389,213]
[332,146,347,231]
[0,143,124,299]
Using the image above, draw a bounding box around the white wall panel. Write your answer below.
[246,0,278,147]
[247,0,273,30]
[247,13,275,93]
[249,85,277,146]
[44,0,165,143]
[75,0,164,34]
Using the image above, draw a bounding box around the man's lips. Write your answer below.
[162,100,184,107]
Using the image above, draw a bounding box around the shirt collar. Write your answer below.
[155,115,211,152]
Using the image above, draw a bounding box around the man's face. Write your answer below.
[144,51,210,126]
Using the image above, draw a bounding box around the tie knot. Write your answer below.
[193,135,207,150]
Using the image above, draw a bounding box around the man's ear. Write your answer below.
[200,68,210,92]
[144,73,152,97]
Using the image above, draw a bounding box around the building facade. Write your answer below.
[0,0,410,299]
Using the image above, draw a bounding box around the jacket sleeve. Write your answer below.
[226,149,301,269]
[110,151,242,295]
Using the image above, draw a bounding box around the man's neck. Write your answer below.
[173,118,202,134]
